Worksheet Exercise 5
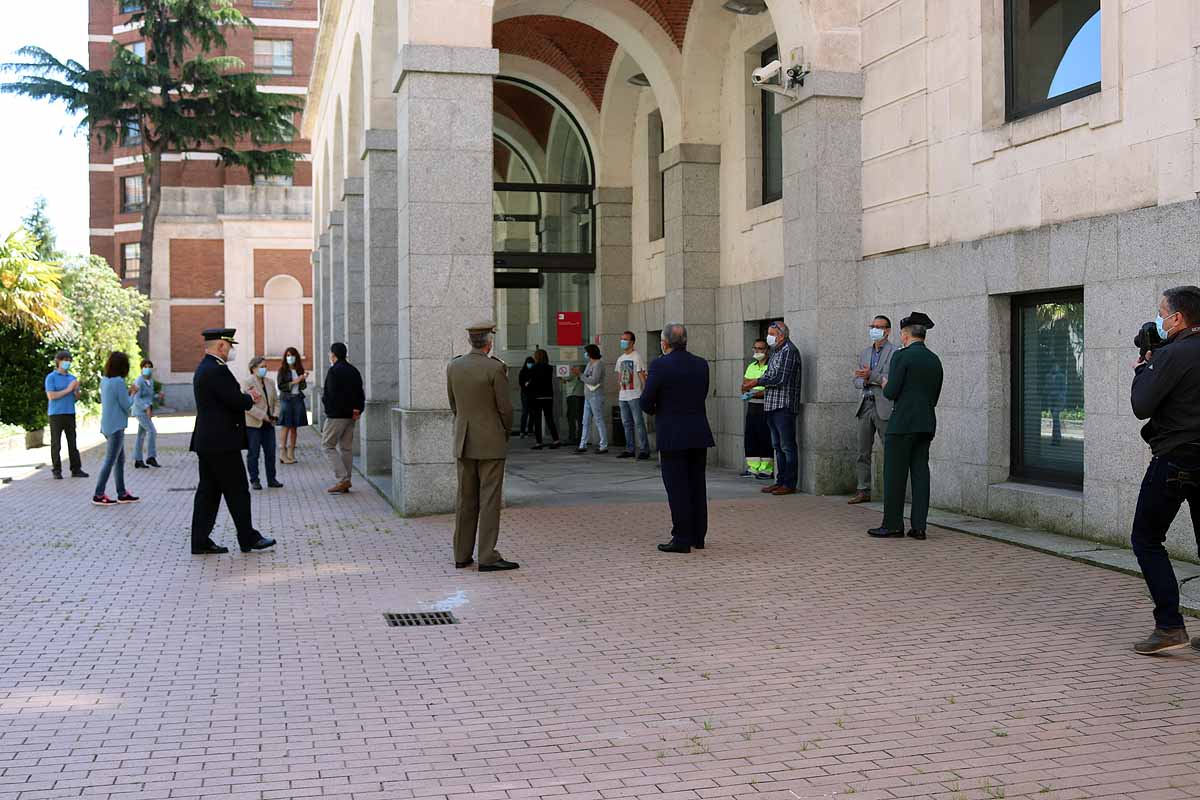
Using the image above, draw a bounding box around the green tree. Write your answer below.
[57,255,150,404]
[21,197,60,263]
[2,0,302,348]
[0,325,59,433]
[0,228,63,335]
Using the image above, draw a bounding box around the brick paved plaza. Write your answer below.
[1,423,1198,800]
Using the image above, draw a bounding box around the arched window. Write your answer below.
[263,274,304,357]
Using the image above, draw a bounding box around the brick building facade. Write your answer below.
[88,0,316,407]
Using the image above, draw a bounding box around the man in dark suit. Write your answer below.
[640,323,715,553]
[190,328,276,555]
[869,312,944,541]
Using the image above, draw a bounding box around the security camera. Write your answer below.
[751,59,783,86]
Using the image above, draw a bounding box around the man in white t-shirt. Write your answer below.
[614,330,651,459]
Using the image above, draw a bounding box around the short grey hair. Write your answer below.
[769,320,789,339]
[468,331,492,350]
[905,324,927,339]
[662,322,688,348]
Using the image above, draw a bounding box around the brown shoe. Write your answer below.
[1133,627,1190,655]
[326,480,351,494]
[847,492,871,504]
[760,484,780,494]
[771,487,796,495]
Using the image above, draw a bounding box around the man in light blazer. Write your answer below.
[849,315,897,504]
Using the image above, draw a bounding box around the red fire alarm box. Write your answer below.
[556,311,583,346]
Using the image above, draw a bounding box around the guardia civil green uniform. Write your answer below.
[878,313,943,535]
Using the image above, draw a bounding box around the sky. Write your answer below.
[0,1,88,255]
[1048,11,1101,99]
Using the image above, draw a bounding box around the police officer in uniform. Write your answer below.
[1128,286,1200,655]
[869,312,943,541]
[446,321,518,571]
[190,328,277,555]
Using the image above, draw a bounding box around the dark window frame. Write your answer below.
[121,174,145,214]
[1003,0,1102,122]
[760,44,783,205]
[648,109,665,242]
[1010,288,1085,488]
[123,119,142,147]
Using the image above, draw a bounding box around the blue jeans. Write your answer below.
[94,429,126,498]
[246,424,277,483]
[766,409,798,489]
[133,410,157,461]
[1131,452,1200,630]
[580,391,608,449]
[619,399,650,455]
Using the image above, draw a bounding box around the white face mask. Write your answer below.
[766,334,777,347]
[753,352,767,361]
[225,347,237,363]
[869,328,886,342]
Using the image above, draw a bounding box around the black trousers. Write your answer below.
[49,414,81,475]
[1131,452,1200,630]
[566,396,584,444]
[532,398,559,444]
[191,450,258,549]
[660,448,708,547]
[882,432,933,532]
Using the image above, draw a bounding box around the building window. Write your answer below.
[647,109,664,242]
[122,243,141,282]
[760,45,783,205]
[254,174,294,187]
[120,1,143,12]
[121,175,145,213]
[254,39,294,76]
[1012,290,1085,486]
[263,274,305,357]
[123,119,142,147]
[252,0,293,6]
[1005,0,1101,120]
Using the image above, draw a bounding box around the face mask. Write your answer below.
[620,340,630,350]
[869,328,886,342]
[257,367,268,378]
[753,352,767,361]
[60,361,72,372]
[142,367,152,377]
[226,347,237,363]
[1156,314,1173,340]
[286,355,296,365]
[766,335,777,347]
[525,360,534,368]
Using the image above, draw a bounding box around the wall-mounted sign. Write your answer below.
[556,311,583,346]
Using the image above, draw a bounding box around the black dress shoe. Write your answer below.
[657,542,691,553]
[479,559,519,571]
[267,480,284,488]
[191,541,229,555]
[146,458,161,468]
[52,471,62,480]
[70,470,89,478]
[240,536,276,553]
[694,542,705,550]
[250,480,262,490]
[907,529,927,540]
[455,558,474,569]
[134,460,147,469]
[867,527,905,538]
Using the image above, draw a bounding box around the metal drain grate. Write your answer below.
[384,612,458,627]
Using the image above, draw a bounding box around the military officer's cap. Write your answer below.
[202,327,239,344]
[899,312,935,330]
[466,320,497,334]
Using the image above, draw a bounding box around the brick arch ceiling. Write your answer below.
[494,16,618,110]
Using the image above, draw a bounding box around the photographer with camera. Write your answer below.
[1129,286,1200,655]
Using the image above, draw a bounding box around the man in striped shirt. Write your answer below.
[743,321,803,495]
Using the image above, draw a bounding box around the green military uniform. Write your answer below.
[447,322,514,568]
[880,313,944,534]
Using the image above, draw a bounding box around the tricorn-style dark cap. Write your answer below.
[202,328,238,344]
[900,312,934,330]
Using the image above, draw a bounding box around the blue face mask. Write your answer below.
[60,361,72,372]
[1156,313,1175,340]
[869,328,886,342]
[286,355,296,365]
[620,340,630,350]
[257,367,268,378]
[142,367,152,377]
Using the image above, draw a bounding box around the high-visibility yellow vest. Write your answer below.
[744,361,767,398]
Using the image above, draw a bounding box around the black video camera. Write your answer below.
[1134,321,1164,359]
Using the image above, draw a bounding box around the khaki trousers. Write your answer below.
[855,398,888,492]
[321,417,356,482]
[454,458,506,566]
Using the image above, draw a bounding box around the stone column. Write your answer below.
[780,73,865,494]
[593,187,633,412]
[328,210,346,349]
[342,178,366,371]
[314,232,331,427]
[311,248,324,428]
[359,129,400,476]
[391,44,497,515]
[660,145,720,457]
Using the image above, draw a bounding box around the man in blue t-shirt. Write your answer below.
[44,349,88,480]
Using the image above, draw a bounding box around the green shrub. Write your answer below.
[0,325,59,431]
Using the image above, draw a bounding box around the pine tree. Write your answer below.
[1,0,302,347]
[21,197,59,263]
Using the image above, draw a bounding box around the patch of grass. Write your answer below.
[741,725,761,741]
[992,727,1008,738]
[946,695,957,704]
[702,718,715,732]
[700,672,711,680]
